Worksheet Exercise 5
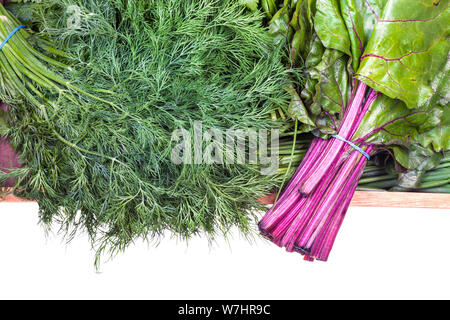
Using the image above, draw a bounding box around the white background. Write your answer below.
[1,202,450,300]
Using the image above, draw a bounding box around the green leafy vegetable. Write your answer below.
[264,0,449,173]
[258,0,449,262]
[0,0,294,264]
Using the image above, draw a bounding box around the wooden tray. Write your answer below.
[258,191,450,209]
[2,190,450,209]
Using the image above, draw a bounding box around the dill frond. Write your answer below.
[1,0,295,263]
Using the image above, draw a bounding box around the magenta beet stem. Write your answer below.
[259,189,303,233]
[269,196,307,241]
[258,137,327,232]
[280,157,342,252]
[298,82,368,195]
[314,145,373,261]
[273,137,325,202]
[350,89,380,139]
[298,147,362,249]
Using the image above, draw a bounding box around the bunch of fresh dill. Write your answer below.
[1,0,293,261]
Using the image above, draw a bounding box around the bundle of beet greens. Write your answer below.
[256,0,449,261]
[0,0,295,262]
